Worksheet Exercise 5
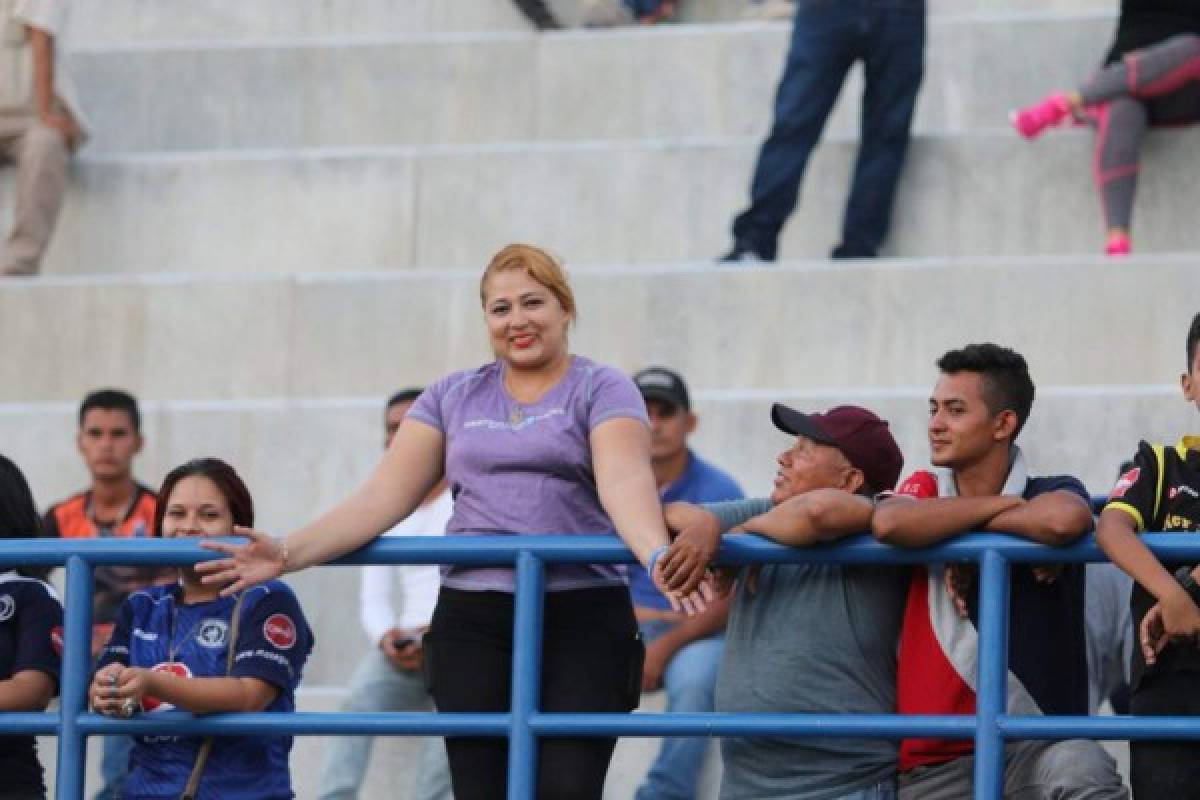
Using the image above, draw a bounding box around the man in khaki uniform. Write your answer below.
[2,0,86,276]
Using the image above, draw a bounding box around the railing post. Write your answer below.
[57,555,94,800]
[974,549,1010,800]
[508,551,545,799]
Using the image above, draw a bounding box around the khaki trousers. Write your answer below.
[0,107,70,275]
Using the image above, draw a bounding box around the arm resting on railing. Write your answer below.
[872,494,1023,547]
[1097,507,1200,663]
[741,490,874,547]
[0,670,54,712]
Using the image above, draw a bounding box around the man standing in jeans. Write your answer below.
[721,0,925,262]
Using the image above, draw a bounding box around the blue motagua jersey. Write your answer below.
[98,581,314,800]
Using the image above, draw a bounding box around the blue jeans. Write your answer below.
[635,620,725,800]
[622,0,670,17]
[93,735,133,800]
[316,647,451,800]
[732,0,925,258]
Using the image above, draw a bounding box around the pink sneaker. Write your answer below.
[1105,232,1131,257]
[1012,94,1074,139]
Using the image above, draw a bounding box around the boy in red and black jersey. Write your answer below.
[1097,312,1200,798]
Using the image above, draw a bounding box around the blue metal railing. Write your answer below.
[4,532,1200,799]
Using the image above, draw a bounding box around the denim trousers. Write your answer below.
[732,0,925,258]
[635,619,725,800]
[93,735,133,800]
[316,647,451,800]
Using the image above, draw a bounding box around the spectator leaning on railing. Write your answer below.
[1096,310,1200,799]
[660,403,905,800]
[0,454,64,800]
[197,243,713,800]
[872,343,1128,799]
[90,458,313,800]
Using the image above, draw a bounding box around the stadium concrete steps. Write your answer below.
[66,0,1114,43]
[70,15,1112,153]
[4,256,1197,404]
[3,127,1195,276]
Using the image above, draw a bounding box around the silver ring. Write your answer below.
[119,698,137,718]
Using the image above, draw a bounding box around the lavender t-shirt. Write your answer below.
[407,356,649,592]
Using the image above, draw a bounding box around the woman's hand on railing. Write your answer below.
[197,526,286,596]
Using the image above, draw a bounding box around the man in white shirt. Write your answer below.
[317,389,453,800]
[2,0,88,276]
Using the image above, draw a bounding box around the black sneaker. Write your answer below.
[830,243,877,260]
[718,244,771,264]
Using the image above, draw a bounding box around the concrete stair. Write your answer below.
[5,128,1196,276]
[0,2,1180,796]
[70,15,1112,153]
[3,256,1197,404]
[64,0,1115,43]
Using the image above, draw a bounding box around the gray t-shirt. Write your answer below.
[408,355,648,592]
[705,499,908,800]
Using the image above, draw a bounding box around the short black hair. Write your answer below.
[79,389,141,433]
[937,343,1035,441]
[386,388,424,411]
[1187,312,1200,371]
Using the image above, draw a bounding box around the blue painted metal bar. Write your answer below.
[7,533,1200,798]
[508,551,545,799]
[0,712,60,735]
[56,556,93,800]
[974,551,1010,800]
[1000,715,1200,739]
[3,532,1200,569]
[78,711,512,736]
[528,713,977,738]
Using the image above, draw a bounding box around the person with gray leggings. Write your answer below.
[1013,2,1200,256]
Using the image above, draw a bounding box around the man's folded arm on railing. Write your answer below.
[658,491,873,595]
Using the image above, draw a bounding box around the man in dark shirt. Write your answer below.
[873,344,1127,799]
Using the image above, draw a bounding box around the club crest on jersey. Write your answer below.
[142,661,193,712]
[0,594,13,622]
[196,618,229,648]
[263,613,297,649]
[1111,468,1140,499]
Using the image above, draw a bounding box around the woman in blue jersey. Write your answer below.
[88,459,313,800]
[0,455,63,800]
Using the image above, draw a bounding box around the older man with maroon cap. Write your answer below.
[660,403,907,800]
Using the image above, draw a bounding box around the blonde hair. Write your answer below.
[479,243,576,320]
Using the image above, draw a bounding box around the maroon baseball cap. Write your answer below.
[771,403,903,492]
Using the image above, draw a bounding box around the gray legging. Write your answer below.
[1077,33,1200,231]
